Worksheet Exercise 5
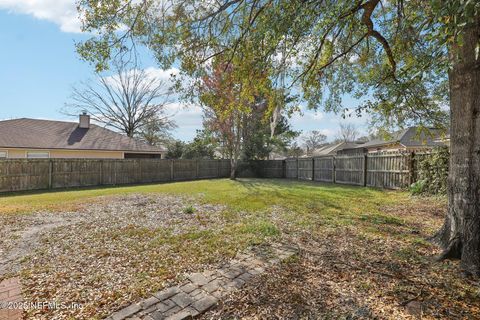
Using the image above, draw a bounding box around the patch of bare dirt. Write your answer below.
[1,194,227,319]
[0,212,85,277]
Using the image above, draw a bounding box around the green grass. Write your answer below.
[0,178,414,249]
[0,178,406,216]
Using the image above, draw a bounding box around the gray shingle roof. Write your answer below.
[312,142,360,156]
[350,127,446,149]
[0,118,166,153]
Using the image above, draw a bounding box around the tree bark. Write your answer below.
[230,158,237,180]
[434,17,480,277]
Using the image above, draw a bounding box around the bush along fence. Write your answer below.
[0,151,447,193]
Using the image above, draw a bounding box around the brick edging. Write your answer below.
[106,243,298,320]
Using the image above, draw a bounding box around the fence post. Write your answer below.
[48,159,53,189]
[282,160,286,178]
[408,152,415,185]
[114,160,118,185]
[217,160,220,178]
[333,156,336,184]
[170,160,174,181]
[363,154,368,187]
[296,158,299,180]
[312,157,315,181]
[196,159,199,179]
[100,160,103,186]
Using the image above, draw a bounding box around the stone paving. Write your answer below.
[0,277,23,320]
[106,243,298,320]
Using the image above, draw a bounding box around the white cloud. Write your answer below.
[102,67,180,93]
[144,67,180,83]
[166,102,203,141]
[0,0,82,33]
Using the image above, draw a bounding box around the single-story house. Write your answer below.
[0,114,166,159]
[311,141,363,156]
[338,127,447,154]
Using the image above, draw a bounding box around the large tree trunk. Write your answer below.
[230,158,238,180]
[434,18,480,277]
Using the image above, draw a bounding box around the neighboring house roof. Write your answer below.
[0,118,166,153]
[312,141,361,156]
[347,127,447,150]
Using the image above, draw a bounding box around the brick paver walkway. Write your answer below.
[0,277,23,320]
[106,243,298,320]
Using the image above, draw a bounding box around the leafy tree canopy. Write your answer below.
[76,0,477,132]
[182,130,217,159]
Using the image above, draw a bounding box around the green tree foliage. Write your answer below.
[182,130,217,159]
[75,0,475,131]
[410,148,450,195]
[243,115,299,160]
[165,140,185,159]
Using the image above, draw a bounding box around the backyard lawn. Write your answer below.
[0,179,478,319]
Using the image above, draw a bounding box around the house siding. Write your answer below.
[0,148,125,159]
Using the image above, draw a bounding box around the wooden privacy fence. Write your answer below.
[284,152,414,189]
[0,152,418,193]
[0,159,232,193]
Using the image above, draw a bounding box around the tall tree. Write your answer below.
[243,115,299,160]
[198,56,272,178]
[66,59,173,137]
[336,123,359,143]
[77,1,480,275]
[302,130,328,153]
[137,115,176,146]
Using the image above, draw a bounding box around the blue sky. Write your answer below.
[0,1,369,142]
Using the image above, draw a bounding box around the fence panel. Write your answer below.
[260,160,284,178]
[218,160,231,178]
[366,153,410,189]
[51,159,103,188]
[173,160,197,181]
[198,160,219,179]
[139,159,172,183]
[285,159,298,179]
[335,155,364,185]
[313,156,334,182]
[298,158,313,180]
[0,159,50,192]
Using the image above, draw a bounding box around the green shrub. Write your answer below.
[183,205,196,214]
[409,179,427,195]
[411,147,449,195]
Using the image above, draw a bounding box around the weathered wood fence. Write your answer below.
[0,152,423,193]
[281,152,415,189]
[0,159,232,193]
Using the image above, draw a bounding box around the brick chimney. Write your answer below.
[79,112,90,129]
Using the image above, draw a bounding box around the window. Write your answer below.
[27,151,49,159]
[0,151,6,159]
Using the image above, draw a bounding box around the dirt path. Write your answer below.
[0,213,84,277]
